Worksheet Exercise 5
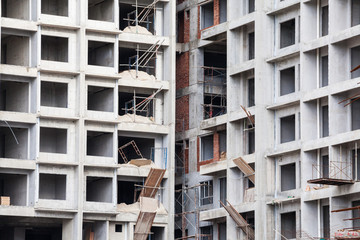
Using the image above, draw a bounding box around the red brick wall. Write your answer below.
[176,52,189,90]
[184,10,190,43]
[213,0,220,25]
[176,95,189,132]
[197,132,221,171]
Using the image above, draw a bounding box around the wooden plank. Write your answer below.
[308,178,354,186]
[233,157,255,184]
[134,212,156,240]
[139,168,166,199]
[220,200,255,240]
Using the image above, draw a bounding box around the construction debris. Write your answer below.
[117,200,167,214]
[118,113,154,123]
[123,25,153,35]
[119,69,157,81]
[129,159,153,167]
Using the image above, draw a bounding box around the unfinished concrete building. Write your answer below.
[0,0,175,239]
[175,0,360,239]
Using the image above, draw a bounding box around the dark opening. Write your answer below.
[280,115,296,143]
[321,5,328,36]
[0,80,29,112]
[87,131,113,157]
[88,86,114,112]
[351,99,360,130]
[0,127,28,159]
[201,135,213,161]
[119,3,155,34]
[351,46,360,79]
[41,36,68,62]
[281,163,296,191]
[352,149,360,181]
[86,177,112,203]
[118,136,154,163]
[322,155,329,178]
[0,173,27,206]
[322,105,329,137]
[88,41,114,67]
[117,180,142,204]
[321,55,328,87]
[26,227,62,240]
[323,205,330,238]
[248,126,255,154]
[249,0,255,13]
[280,67,295,96]
[39,173,66,200]
[353,200,360,228]
[248,32,255,60]
[352,0,360,27]
[88,0,114,22]
[40,127,67,154]
[118,91,154,118]
[118,47,156,75]
[201,2,214,29]
[281,212,296,240]
[280,19,295,48]
[41,81,68,108]
[115,224,123,232]
[248,78,255,107]
[41,0,68,16]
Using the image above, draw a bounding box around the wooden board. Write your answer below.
[233,157,255,184]
[133,211,156,240]
[220,200,255,240]
[0,196,10,206]
[139,168,166,199]
[129,159,152,167]
[308,178,354,186]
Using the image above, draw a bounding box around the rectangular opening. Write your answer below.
[280,67,295,96]
[248,126,255,154]
[87,131,113,157]
[247,163,255,188]
[83,221,107,240]
[351,46,360,79]
[26,227,62,240]
[1,0,30,20]
[88,0,114,22]
[200,180,213,205]
[352,200,360,228]
[0,173,27,206]
[200,225,212,240]
[86,177,112,202]
[352,0,360,27]
[219,177,226,207]
[321,5,328,36]
[201,2,214,29]
[118,136,154,164]
[351,99,360,130]
[201,135,213,161]
[41,0,68,16]
[41,81,68,108]
[321,105,329,137]
[88,86,114,112]
[352,149,360,181]
[248,32,255,60]
[40,127,67,154]
[41,36,69,62]
[248,0,255,13]
[115,224,123,233]
[117,180,142,204]
[203,51,227,119]
[118,91,154,118]
[280,19,295,48]
[321,55,328,87]
[248,78,255,107]
[0,127,28,159]
[219,131,226,159]
[280,115,296,143]
[39,173,66,200]
[218,222,226,240]
[149,226,165,240]
[119,3,155,35]
[219,0,227,24]
[1,34,29,66]
[88,40,114,67]
[119,47,156,76]
[281,212,296,240]
[281,163,296,191]
[322,155,329,178]
[322,205,330,238]
[0,80,29,112]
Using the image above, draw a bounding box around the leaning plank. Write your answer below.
[139,168,166,199]
[134,197,157,240]
[233,157,255,184]
[220,200,255,240]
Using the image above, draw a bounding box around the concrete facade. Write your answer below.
[175,0,360,239]
[0,0,176,239]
